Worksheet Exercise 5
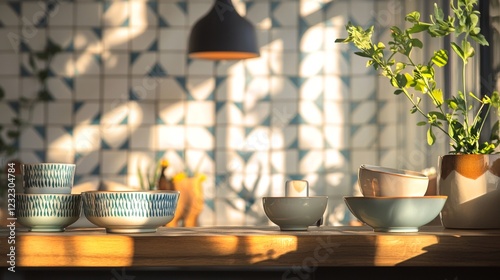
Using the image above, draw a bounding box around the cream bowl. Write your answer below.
[82,190,179,233]
[344,196,447,232]
[358,164,429,197]
[16,194,81,232]
[262,196,328,231]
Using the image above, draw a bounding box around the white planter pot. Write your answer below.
[438,154,500,229]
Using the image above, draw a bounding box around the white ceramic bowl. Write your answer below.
[344,196,447,232]
[82,190,180,233]
[358,164,429,197]
[22,163,76,194]
[262,196,328,231]
[16,194,81,232]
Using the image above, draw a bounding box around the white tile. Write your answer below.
[185,148,214,175]
[325,26,349,51]
[46,148,75,164]
[350,0,375,26]
[158,77,186,101]
[325,0,349,27]
[299,150,324,173]
[47,78,72,100]
[21,77,39,100]
[300,76,323,101]
[299,125,324,149]
[49,29,73,51]
[74,29,102,53]
[215,151,244,174]
[158,101,184,125]
[0,3,20,26]
[245,77,270,103]
[0,53,18,75]
[101,125,128,149]
[270,28,297,51]
[273,1,298,27]
[127,151,155,187]
[75,77,100,100]
[351,149,377,171]
[103,1,129,27]
[103,27,129,50]
[300,51,324,77]
[351,75,376,101]
[244,102,270,127]
[23,29,47,51]
[47,102,72,125]
[246,2,271,29]
[159,28,187,51]
[101,101,129,125]
[22,2,46,27]
[271,150,299,174]
[76,2,102,27]
[270,77,298,100]
[49,2,74,27]
[380,124,398,148]
[324,125,348,149]
[325,75,349,101]
[351,101,376,124]
[47,126,73,149]
[20,103,45,126]
[101,150,128,174]
[0,28,20,51]
[245,127,271,151]
[19,127,44,149]
[50,53,74,76]
[271,102,297,127]
[270,51,298,75]
[155,125,185,149]
[130,28,157,51]
[188,2,212,26]
[129,101,155,125]
[216,60,245,77]
[74,125,100,153]
[378,100,399,124]
[74,101,100,124]
[351,125,377,148]
[270,126,297,149]
[103,52,129,75]
[130,126,155,149]
[158,2,187,26]
[216,102,244,125]
[0,103,16,125]
[325,149,349,173]
[215,126,245,149]
[300,23,324,52]
[188,59,214,76]
[159,52,186,76]
[75,151,100,175]
[324,101,348,125]
[19,151,43,165]
[130,1,158,27]
[215,76,245,102]
[244,50,270,76]
[186,126,214,150]
[299,101,323,125]
[186,77,215,100]
[0,78,20,100]
[75,53,101,76]
[103,77,128,100]
[215,198,245,226]
[186,101,214,126]
[131,52,156,75]
[324,49,350,75]
[130,77,157,100]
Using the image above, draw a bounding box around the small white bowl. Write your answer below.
[344,196,447,232]
[358,164,429,197]
[22,163,76,194]
[82,190,179,233]
[16,194,81,232]
[262,196,327,231]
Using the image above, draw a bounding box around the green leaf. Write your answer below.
[411,38,423,48]
[407,24,430,34]
[427,126,436,145]
[394,89,404,95]
[431,49,448,67]
[417,121,427,126]
[429,111,446,120]
[451,42,465,60]
[405,11,421,23]
[431,89,444,106]
[354,51,371,58]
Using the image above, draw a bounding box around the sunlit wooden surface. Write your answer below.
[2,226,500,267]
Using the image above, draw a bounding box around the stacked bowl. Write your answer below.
[16,163,81,232]
[344,164,447,232]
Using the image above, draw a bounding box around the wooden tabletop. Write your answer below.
[2,226,500,267]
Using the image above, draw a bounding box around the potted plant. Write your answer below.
[336,0,500,228]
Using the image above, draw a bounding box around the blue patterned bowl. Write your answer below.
[82,190,180,233]
[16,194,82,232]
[22,163,76,194]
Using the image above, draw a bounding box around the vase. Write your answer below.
[165,175,204,227]
[438,154,500,229]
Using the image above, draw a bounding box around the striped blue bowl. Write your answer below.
[22,163,76,194]
[82,190,180,233]
[16,194,81,232]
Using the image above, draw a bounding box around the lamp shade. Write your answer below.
[188,0,260,60]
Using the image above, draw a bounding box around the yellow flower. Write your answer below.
[161,159,169,167]
[172,172,187,182]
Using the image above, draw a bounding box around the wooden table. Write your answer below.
[2,226,500,268]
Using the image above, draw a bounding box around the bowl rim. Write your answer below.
[22,163,76,166]
[344,195,447,200]
[16,193,81,197]
[360,164,428,179]
[262,196,328,200]
[82,190,180,194]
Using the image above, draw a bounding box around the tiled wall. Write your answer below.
[0,0,444,226]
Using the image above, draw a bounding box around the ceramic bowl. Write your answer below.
[82,190,180,233]
[344,196,447,232]
[262,196,328,231]
[16,194,81,232]
[358,164,429,197]
[22,163,76,194]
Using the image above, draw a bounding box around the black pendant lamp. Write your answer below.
[188,0,260,60]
